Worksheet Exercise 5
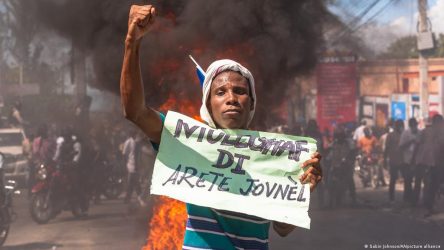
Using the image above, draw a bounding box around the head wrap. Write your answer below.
[199,59,256,128]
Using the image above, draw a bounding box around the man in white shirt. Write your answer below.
[353,119,368,143]
[123,130,144,205]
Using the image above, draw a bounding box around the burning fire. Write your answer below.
[142,196,187,250]
[143,93,201,250]
[159,93,202,122]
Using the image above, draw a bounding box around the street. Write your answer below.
[1,1,444,250]
[2,180,444,250]
[271,206,444,250]
[3,194,150,250]
[270,178,444,250]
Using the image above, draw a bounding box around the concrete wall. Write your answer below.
[359,58,444,96]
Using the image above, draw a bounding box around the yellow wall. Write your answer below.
[358,58,444,96]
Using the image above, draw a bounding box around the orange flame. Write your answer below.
[159,93,203,122]
[142,197,187,250]
[149,59,181,79]
[143,93,201,250]
[215,42,255,68]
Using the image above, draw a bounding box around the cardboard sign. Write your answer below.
[150,111,317,229]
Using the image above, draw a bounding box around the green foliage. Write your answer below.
[380,33,444,59]
[436,33,444,57]
[380,35,418,59]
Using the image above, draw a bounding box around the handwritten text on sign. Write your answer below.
[150,111,317,229]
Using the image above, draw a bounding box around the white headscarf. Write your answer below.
[200,59,257,128]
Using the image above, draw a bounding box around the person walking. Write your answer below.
[384,120,404,203]
[423,115,444,216]
[413,118,434,206]
[399,118,420,203]
[122,129,144,206]
[326,127,356,208]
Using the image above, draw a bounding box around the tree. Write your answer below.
[379,33,444,59]
[0,0,60,94]
[2,1,39,66]
[379,35,418,59]
[435,33,444,57]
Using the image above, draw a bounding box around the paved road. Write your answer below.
[3,181,444,250]
[270,207,444,250]
[3,193,150,250]
[270,179,444,250]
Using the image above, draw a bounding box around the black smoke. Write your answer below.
[31,0,328,129]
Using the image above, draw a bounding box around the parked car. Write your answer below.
[0,128,28,187]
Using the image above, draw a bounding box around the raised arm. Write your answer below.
[120,5,162,144]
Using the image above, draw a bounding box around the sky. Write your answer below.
[330,0,444,52]
[385,0,444,35]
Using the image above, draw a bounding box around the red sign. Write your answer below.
[316,62,357,132]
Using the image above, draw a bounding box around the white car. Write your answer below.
[0,128,28,185]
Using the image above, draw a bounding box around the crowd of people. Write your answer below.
[281,116,443,218]
[2,99,155,212]
[3,96,444,218]
[385,115,444,217]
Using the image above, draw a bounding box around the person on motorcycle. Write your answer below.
[358,127,377,158]
[53,128,71,167]
[54,128,88,216]
[31,124,55,195]
[353,119,370,145]
[29,128,88,224]
[32,124,55,166]
[357,127,378,188]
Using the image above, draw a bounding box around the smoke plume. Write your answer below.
[31,0,328,129]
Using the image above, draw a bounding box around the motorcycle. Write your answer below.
[102,158,125,200]
[0,152,18,246]
[355,152,378,188]
[30,163,88,224]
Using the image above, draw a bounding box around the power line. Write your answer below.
[339,0,374,21]
[348,0,381,27]
[351,0,396,33]
[326,0,381,44]
[409,0,415,35]
[330,0,396,46]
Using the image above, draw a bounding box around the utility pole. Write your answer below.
[418,0,430,119]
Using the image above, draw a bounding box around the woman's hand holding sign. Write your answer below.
[300,152,323,192]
